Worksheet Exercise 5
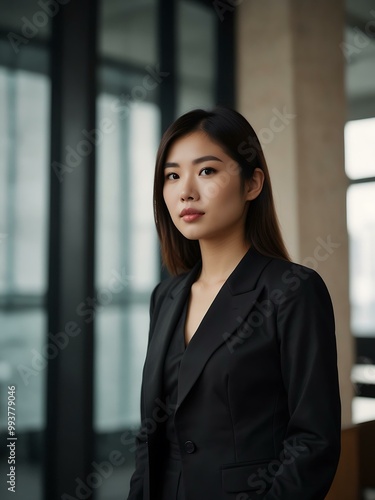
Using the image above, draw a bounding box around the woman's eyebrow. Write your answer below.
[164,155,223,169]
[193,155,223,164]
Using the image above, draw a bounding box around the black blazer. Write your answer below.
[127,246,341,500]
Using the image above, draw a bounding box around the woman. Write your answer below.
[127,107,341,500]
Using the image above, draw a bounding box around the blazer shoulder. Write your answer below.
[150,270,190,312]
[258,254,332,300]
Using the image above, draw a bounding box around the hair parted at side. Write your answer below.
[153,106,291,275]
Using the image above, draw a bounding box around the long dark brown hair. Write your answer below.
[154,107,291,275]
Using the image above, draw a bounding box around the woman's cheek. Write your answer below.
[201,180,224,201]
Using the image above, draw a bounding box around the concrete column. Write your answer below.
[237,0,353,427]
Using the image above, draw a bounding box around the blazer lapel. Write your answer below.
[143,261,201,421]
[176,247,272,412]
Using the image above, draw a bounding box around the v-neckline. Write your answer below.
[183,281,226,349]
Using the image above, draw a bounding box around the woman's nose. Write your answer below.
[180,176,199,201]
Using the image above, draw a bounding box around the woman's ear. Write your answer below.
[245,168,265,201]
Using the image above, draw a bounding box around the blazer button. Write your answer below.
[184,440,196,454]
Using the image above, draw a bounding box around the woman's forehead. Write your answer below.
[166,131,230,163]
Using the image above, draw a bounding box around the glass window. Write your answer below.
[0,66,49,499]
[347,182,375,337]
[99,0,157,66]
[95,1,160,497]
[345,118,375,179]
[94,98,159,433]
[345,117,375,425]
[177,0,216,114]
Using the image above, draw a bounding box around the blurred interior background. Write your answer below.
[0,0,374,499]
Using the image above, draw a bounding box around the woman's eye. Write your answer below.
[165,172,179,180]
[200,167,216,176]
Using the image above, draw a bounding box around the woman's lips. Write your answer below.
[180,208,205,222]
[182,213,204,222]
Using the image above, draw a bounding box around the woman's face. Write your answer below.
[163,131,263,243]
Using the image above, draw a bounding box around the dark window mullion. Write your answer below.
[45,1,98,498]
[158,0,177,281]
[349,176,375,184]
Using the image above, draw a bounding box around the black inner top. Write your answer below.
[163,300,189,446]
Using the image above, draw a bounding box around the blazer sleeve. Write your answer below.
[264,269,341,500]
[127,282,160,500]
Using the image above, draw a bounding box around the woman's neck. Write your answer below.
[197,235,251,287]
